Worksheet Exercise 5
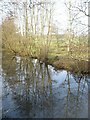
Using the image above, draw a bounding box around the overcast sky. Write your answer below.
[0,0,89,35]
[53,0,88,34]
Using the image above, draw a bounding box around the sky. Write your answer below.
[53,0,88,34]
[0,0,89,35]
[53,0,68,33]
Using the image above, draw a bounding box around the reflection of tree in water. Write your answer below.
[64,72,88,118]
[2,56,88,118]
[3,57,54,117]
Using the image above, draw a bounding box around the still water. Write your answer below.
[2,54,89,118]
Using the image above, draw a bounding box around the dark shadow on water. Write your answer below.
[2,52,89,118]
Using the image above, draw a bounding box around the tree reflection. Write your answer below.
[64,72,88,118]
[2,55,88,118]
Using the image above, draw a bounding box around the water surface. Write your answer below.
[2,54,89,118]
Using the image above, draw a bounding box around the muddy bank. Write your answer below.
[39,56,90,75]
[2,50,90,75]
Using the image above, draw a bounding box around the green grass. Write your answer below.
[3,34,89,63]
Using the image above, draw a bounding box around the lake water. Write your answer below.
[1,54,89,118]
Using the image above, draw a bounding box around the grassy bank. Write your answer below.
[2,47,90,75]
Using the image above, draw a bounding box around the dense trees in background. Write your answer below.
[0,0,89,61]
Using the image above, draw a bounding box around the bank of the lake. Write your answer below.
[2,49,90,75]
